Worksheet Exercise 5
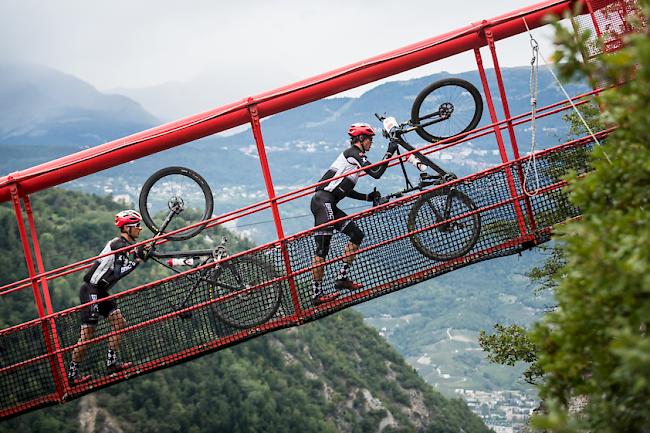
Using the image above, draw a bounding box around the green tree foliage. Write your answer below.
[478,242,563,388]
[526,245,566,295]
[479,323,542,385]
[530,3,650,432]
[480,4,650,431]
[0,189,122,327]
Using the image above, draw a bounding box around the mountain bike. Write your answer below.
[373,78,483,261]
[139,167,283,329]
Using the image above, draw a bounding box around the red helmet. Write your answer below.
[115,210,142,228]
[348,123,375,138]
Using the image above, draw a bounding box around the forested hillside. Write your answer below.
[0,189,490,433]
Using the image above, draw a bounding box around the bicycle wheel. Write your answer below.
[139,166,213,241]
[411,78,483,143]
[208,257,282,329]
[407,188,481,261]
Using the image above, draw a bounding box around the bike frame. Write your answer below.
[393,132,455,187]
[150,245,250,313]
[144,207,246,311]
[376,129,468,229]
[145,203,220,260]
[406,106,454,132]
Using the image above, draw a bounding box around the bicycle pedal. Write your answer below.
[420,173,441,182]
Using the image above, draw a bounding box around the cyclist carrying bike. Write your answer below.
[67,210,149,385]
[310,123,398,305]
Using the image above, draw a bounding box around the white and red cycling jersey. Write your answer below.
[83,237,138,290]
[315,145,391,202]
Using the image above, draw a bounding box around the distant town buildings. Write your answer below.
[454,388,538,432]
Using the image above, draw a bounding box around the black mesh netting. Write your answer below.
[0,139,593,418]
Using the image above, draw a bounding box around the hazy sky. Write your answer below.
[0,0,558,96]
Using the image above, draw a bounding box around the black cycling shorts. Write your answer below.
[311,190,352,235]
[79,282,118,327]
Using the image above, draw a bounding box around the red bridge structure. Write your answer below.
[0,0,642,419]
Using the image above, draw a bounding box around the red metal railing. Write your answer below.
[0,0,639,420]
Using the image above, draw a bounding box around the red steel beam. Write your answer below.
[0,0,607,203]
[247,102,304,320]
[3,126,612,340]
[8,186,66,399]
[474,48,529,238]
[22,195,67,399]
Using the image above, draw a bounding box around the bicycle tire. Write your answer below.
[139,166,213,241]
[208,257,282,329]
[411,78,483,143]
[407,188,481,261]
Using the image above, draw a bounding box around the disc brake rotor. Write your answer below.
[168,196,185,213]
[439,102,454,119]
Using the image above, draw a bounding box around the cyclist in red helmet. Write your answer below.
[67,209,150,385]
[310,123,398,305]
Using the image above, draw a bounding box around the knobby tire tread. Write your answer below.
[407,188,481,261]
[411,78,483,143]
[139,166,214,241]
[209,257,282,329]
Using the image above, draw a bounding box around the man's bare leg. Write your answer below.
[71,326,94,363]
[343,241,359,265]
[107,309,126,352]
[312,255,326,285]
[335,242,363,290]
[68,326,95,383]
[106,309,132,372]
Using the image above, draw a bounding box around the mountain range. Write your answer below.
[0,62,156,147]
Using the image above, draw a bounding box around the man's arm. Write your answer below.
[348,189,369,201]
[347,144,397,180]
[113,251,138,280]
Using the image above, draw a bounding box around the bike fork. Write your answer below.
[422,188,455,232]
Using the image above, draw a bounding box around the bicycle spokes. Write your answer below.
[408,189,481,261]
[168,195,185,213]
[423,195,446,228]
[139,167,213,241]
[411,78,483,143]
[208,258,282,329]
[415,102,454,127]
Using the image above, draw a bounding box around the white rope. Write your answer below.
[524,29,542,196]
[521,18,612,166]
